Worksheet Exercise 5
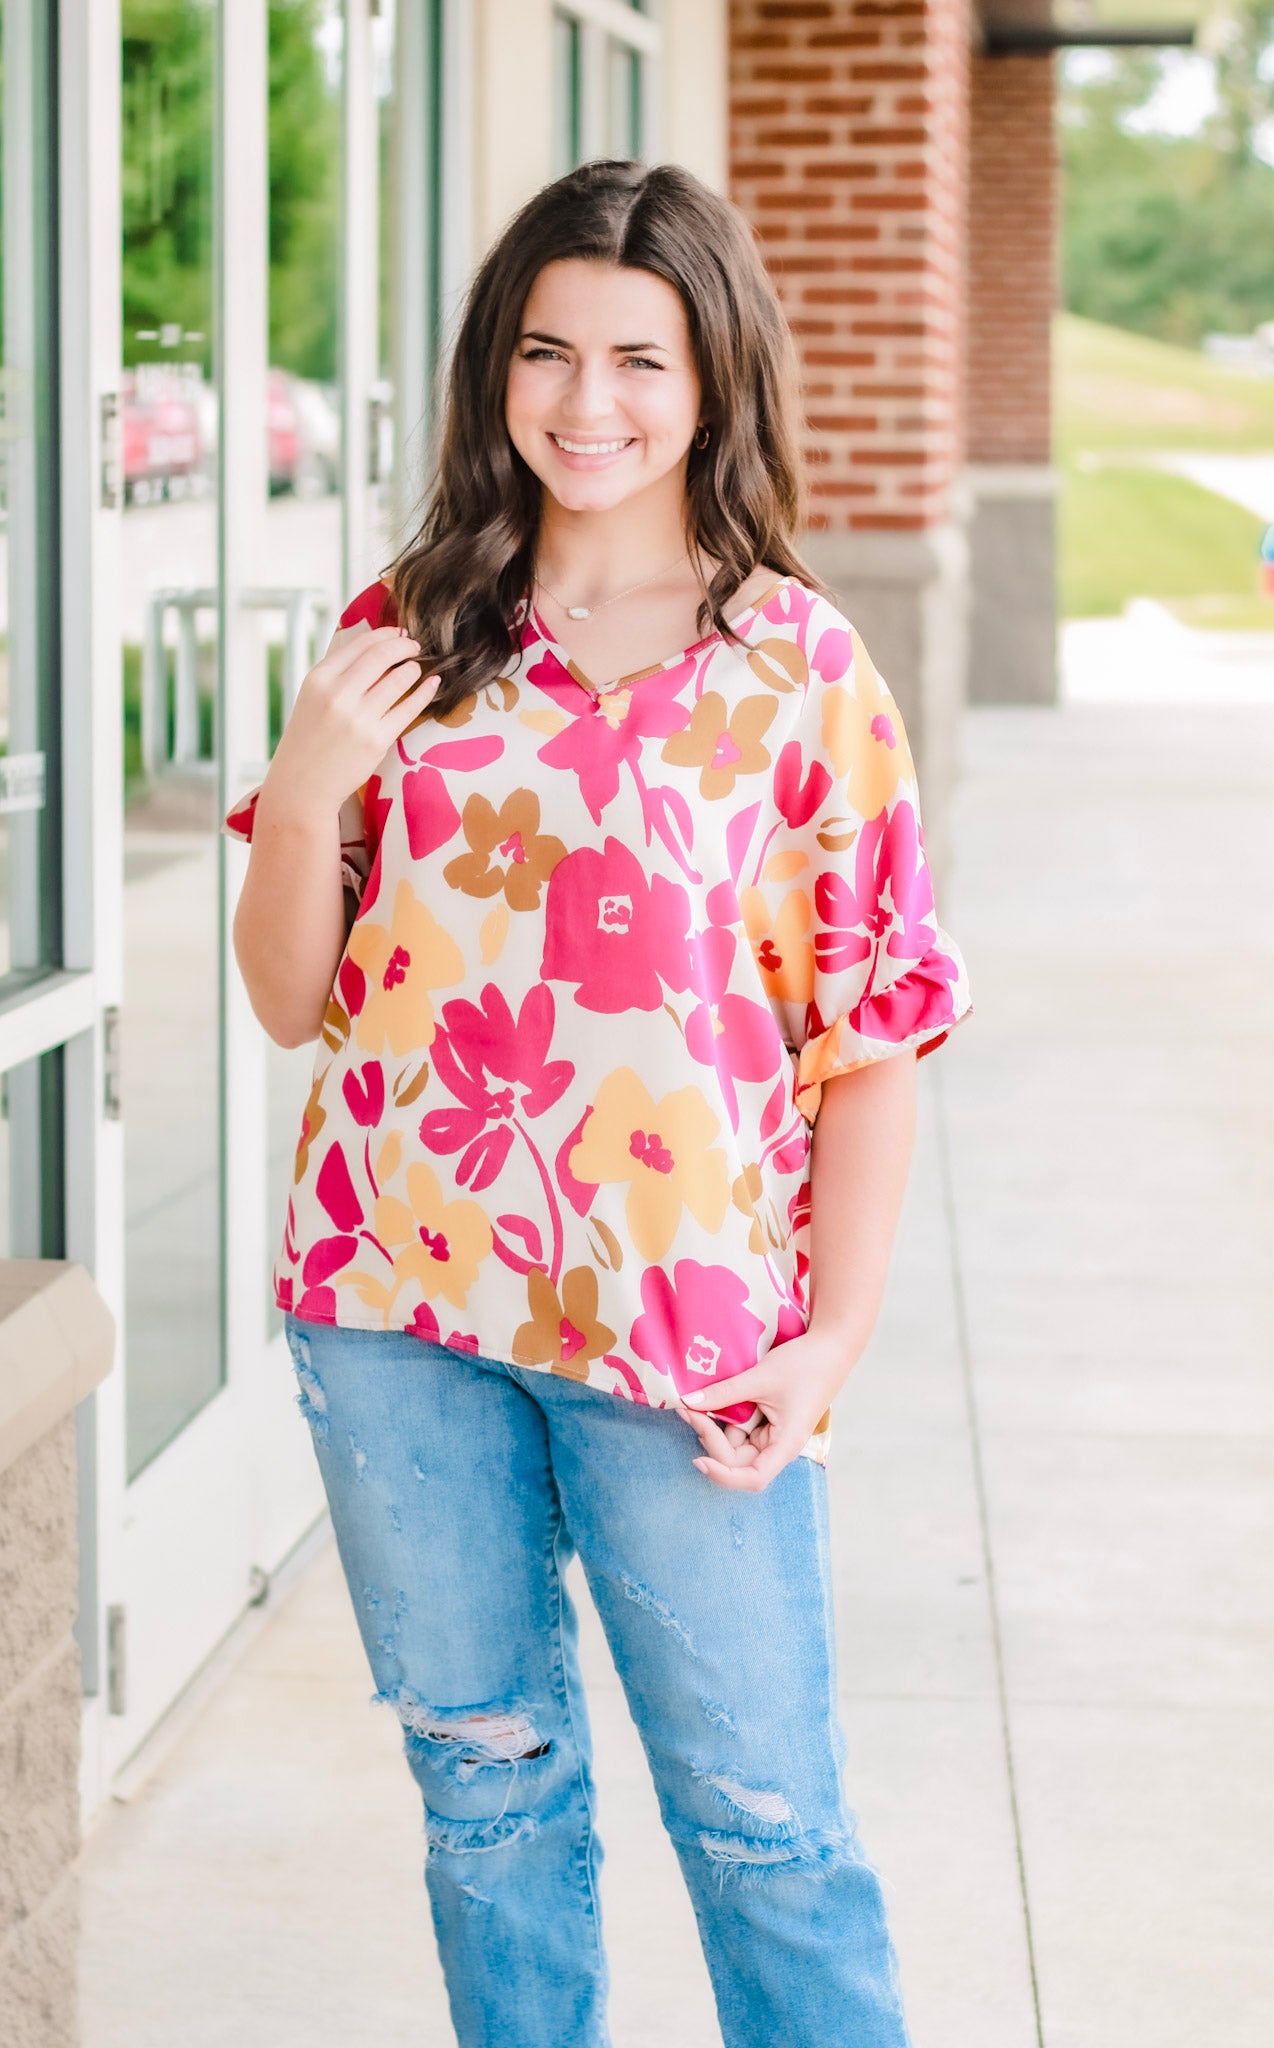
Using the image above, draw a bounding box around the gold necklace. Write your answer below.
[534,548,691,621]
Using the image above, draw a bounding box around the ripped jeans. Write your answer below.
[283,1313,913,2048]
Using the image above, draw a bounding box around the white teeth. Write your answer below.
[551,434,632,455]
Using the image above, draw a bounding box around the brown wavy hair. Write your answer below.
[381,156,831,719]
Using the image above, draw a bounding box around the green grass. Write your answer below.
[1055,311,1274,458]
[1054,312,1274,620]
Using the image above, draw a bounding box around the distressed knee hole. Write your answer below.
[426,1810,541,1857]
[373,1687,551,1775]
[696,1821,858,1891]
[619,1573,696,1654]
[700,1770,797,1827]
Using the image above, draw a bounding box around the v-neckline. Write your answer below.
[523,572,791,700]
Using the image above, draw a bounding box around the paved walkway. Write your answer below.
[79,622,1274,2047]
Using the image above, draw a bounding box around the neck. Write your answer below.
[533,482,699,601]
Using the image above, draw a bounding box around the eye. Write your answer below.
[520,347,564,362]
[625,357,663,371]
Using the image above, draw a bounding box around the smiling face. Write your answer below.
[505,259,704,515]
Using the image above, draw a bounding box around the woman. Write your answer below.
[227,158,971,2048]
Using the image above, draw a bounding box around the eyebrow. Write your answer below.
[519,330,670,352]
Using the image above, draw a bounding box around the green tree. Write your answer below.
[1060,45,1274,344]
[121,0,340,382]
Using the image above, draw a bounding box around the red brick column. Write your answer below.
[968,51,1056,465]
[965,43,1060,703]
[728,0,971,533]
[728,0,976,874]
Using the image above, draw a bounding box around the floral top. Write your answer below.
[223,572,972,1465]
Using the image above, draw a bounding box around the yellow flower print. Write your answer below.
[371,1161,494,1311]
[738,880,816,1009]
[569,1067,730,1263]
[821,626,915,819]
[345,878,465,1057]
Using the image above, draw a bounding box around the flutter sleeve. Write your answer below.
[740,598,973,1127]
[220,577,398,907]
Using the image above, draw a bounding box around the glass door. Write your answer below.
[100,0,346,1773]
[73,0,439,1786]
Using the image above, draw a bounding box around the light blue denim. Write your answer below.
[283,1312,913,2048]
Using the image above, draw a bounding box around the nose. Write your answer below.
[559,357,623,431]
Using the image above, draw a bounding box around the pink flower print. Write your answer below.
[536,656,699,825]
[683,925,788,1127]
[810,621,853,683]
[542,838,694,1013]
[851,945,960,1043]
[337,953,366,1020]
[420,982,574,1191]
[295,1233,359,1321]
[629,1259,767,1423]
[316,1143,363,1232]
[877,800,938,963]
[773,739,833,830]
[870,712,896,749]
[342,1061,385,1128]
[401,760,462,861]
[812,869,873,977]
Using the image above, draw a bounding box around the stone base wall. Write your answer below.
[967,464,1058,705]
[0,1260,116,2048]
[0,1414,81,2048]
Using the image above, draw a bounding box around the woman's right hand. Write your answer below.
[261,622,441,820]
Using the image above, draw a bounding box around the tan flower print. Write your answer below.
[442,788,567,911]
[659,690,778,799]
[513,1264,617,1381]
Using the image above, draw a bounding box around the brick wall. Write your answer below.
[728,0,972,535]
[967,51,1058,464]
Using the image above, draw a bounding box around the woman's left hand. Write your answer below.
[672,1326,860,1491]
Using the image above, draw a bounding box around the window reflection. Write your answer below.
[121,0,222,1479]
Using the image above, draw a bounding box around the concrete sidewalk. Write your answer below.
[79,645,1274,2046]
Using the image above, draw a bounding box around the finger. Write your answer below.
[331,626,422,689]
[674,1400,753,1467]
[364,656,432,714]
[680,1371,767,1418]
[694,1431,801,1492]
[385,673,443,737]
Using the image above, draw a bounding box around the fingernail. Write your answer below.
[685,1393,704,1406]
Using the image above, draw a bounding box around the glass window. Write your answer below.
[0,0,62,991]
[606,36,642,159]
[552,12,581,176]
[0,1045,64,1257]
[120,0,222,1479]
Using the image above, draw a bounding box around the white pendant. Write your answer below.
[567,605,590,620]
